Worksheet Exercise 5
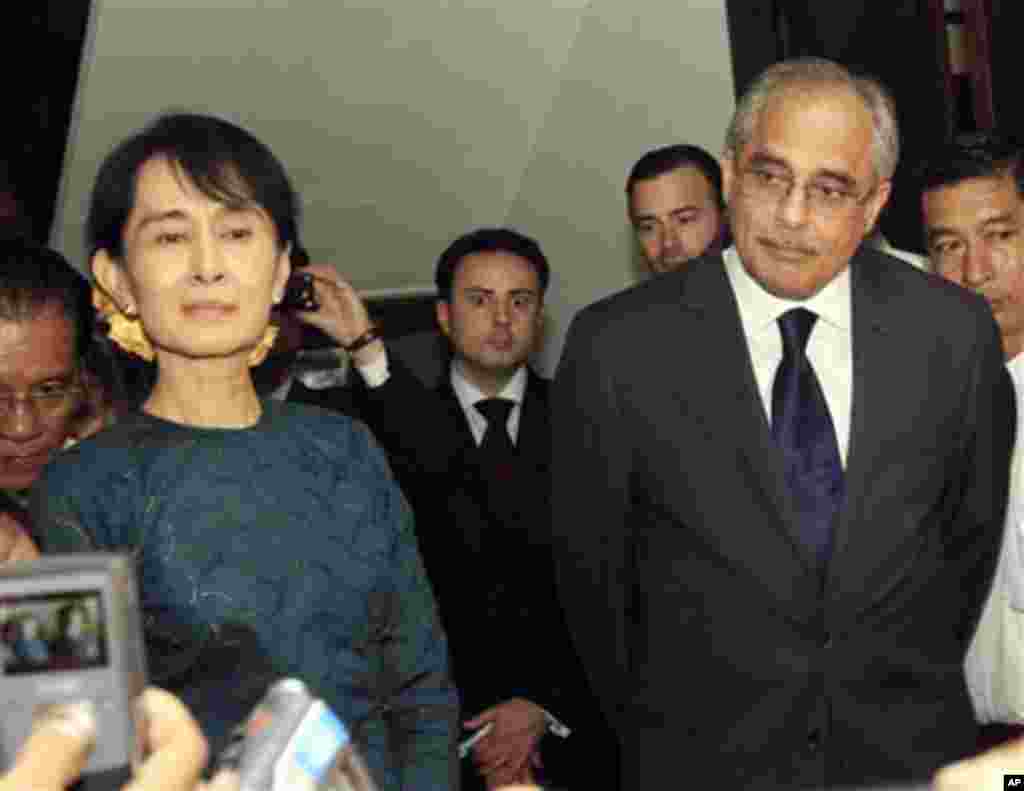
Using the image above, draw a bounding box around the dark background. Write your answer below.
[1,2,92,244]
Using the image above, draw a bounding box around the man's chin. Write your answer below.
[756,273,830,301]
[461,351,529,380]
[655,258,688,273]
[741,254,842,300]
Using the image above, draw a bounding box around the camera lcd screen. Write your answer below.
[0,590,106,675]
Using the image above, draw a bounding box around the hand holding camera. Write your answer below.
[0,688,238,791]
[0,556,377,791]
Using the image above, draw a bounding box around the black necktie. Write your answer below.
[771,308,844,568]
[475,398,516,464]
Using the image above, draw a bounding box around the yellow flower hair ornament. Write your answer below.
[248,322,279,367]
[92,286,153,361]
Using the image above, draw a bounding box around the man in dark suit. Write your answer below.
[294,228,616,790]
[551,57,1014,789]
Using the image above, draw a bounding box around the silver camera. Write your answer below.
[0,553,146,787]
[217,678,378,791]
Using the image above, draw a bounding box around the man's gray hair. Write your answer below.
[724,57,900,182]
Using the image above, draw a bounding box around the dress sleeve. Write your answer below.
[353,424,459,791]
[27,454,98,554]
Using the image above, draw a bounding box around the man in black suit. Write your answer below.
[551,57,1014,789]
[296,228,615,790]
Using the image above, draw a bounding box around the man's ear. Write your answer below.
[91,249,135,313]
[435,300,451,339]
[718,154,736,200]
[272,242,292,304]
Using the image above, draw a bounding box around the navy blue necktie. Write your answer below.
[771,308,844,568]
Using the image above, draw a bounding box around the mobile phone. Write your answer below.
[279,272,319,312]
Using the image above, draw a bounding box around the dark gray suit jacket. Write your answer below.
[551,248,1015,789]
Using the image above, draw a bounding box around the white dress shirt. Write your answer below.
[448,361,527,446]
[723,246,853,466]
[268,348,352,401]
[1002,354,1024,609]
[965,352,1024,723]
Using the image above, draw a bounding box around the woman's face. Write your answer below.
[96,156,290,366]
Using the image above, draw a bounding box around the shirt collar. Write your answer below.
[1007,349,1024,388]
[724,245,852,334]
[450,361,528,414]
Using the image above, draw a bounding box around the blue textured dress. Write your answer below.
[30,400,458,790]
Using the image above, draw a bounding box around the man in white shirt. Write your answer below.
[920,132,1024,734]
[551,57,1013,789]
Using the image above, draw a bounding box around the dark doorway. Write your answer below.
[0,3,93,244]
[724,0,952,253]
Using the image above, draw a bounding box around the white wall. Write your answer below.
[53,0,734,374]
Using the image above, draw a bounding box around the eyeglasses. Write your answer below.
[739,165,876,215]
[0,383,82,421]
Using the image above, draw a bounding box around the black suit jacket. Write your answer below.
[356,359,560,705]
[551,248,1015,789]
[355,356,617,788]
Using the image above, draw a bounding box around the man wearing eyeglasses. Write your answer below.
[0,240,103,563]
[551,57,1013,790]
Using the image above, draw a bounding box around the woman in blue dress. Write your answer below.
[31,113,456,790]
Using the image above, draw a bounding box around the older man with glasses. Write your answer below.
[551,57,1013,790]
[0,239,107,562]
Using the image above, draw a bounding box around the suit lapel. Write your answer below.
[515,370,550,466]
[826,250,903,597]
[673,259,818,577]
[438,379,478,452]
[439,370,550,561]
[435,379,490,555]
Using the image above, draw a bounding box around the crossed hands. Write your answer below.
[465,698,547,790]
